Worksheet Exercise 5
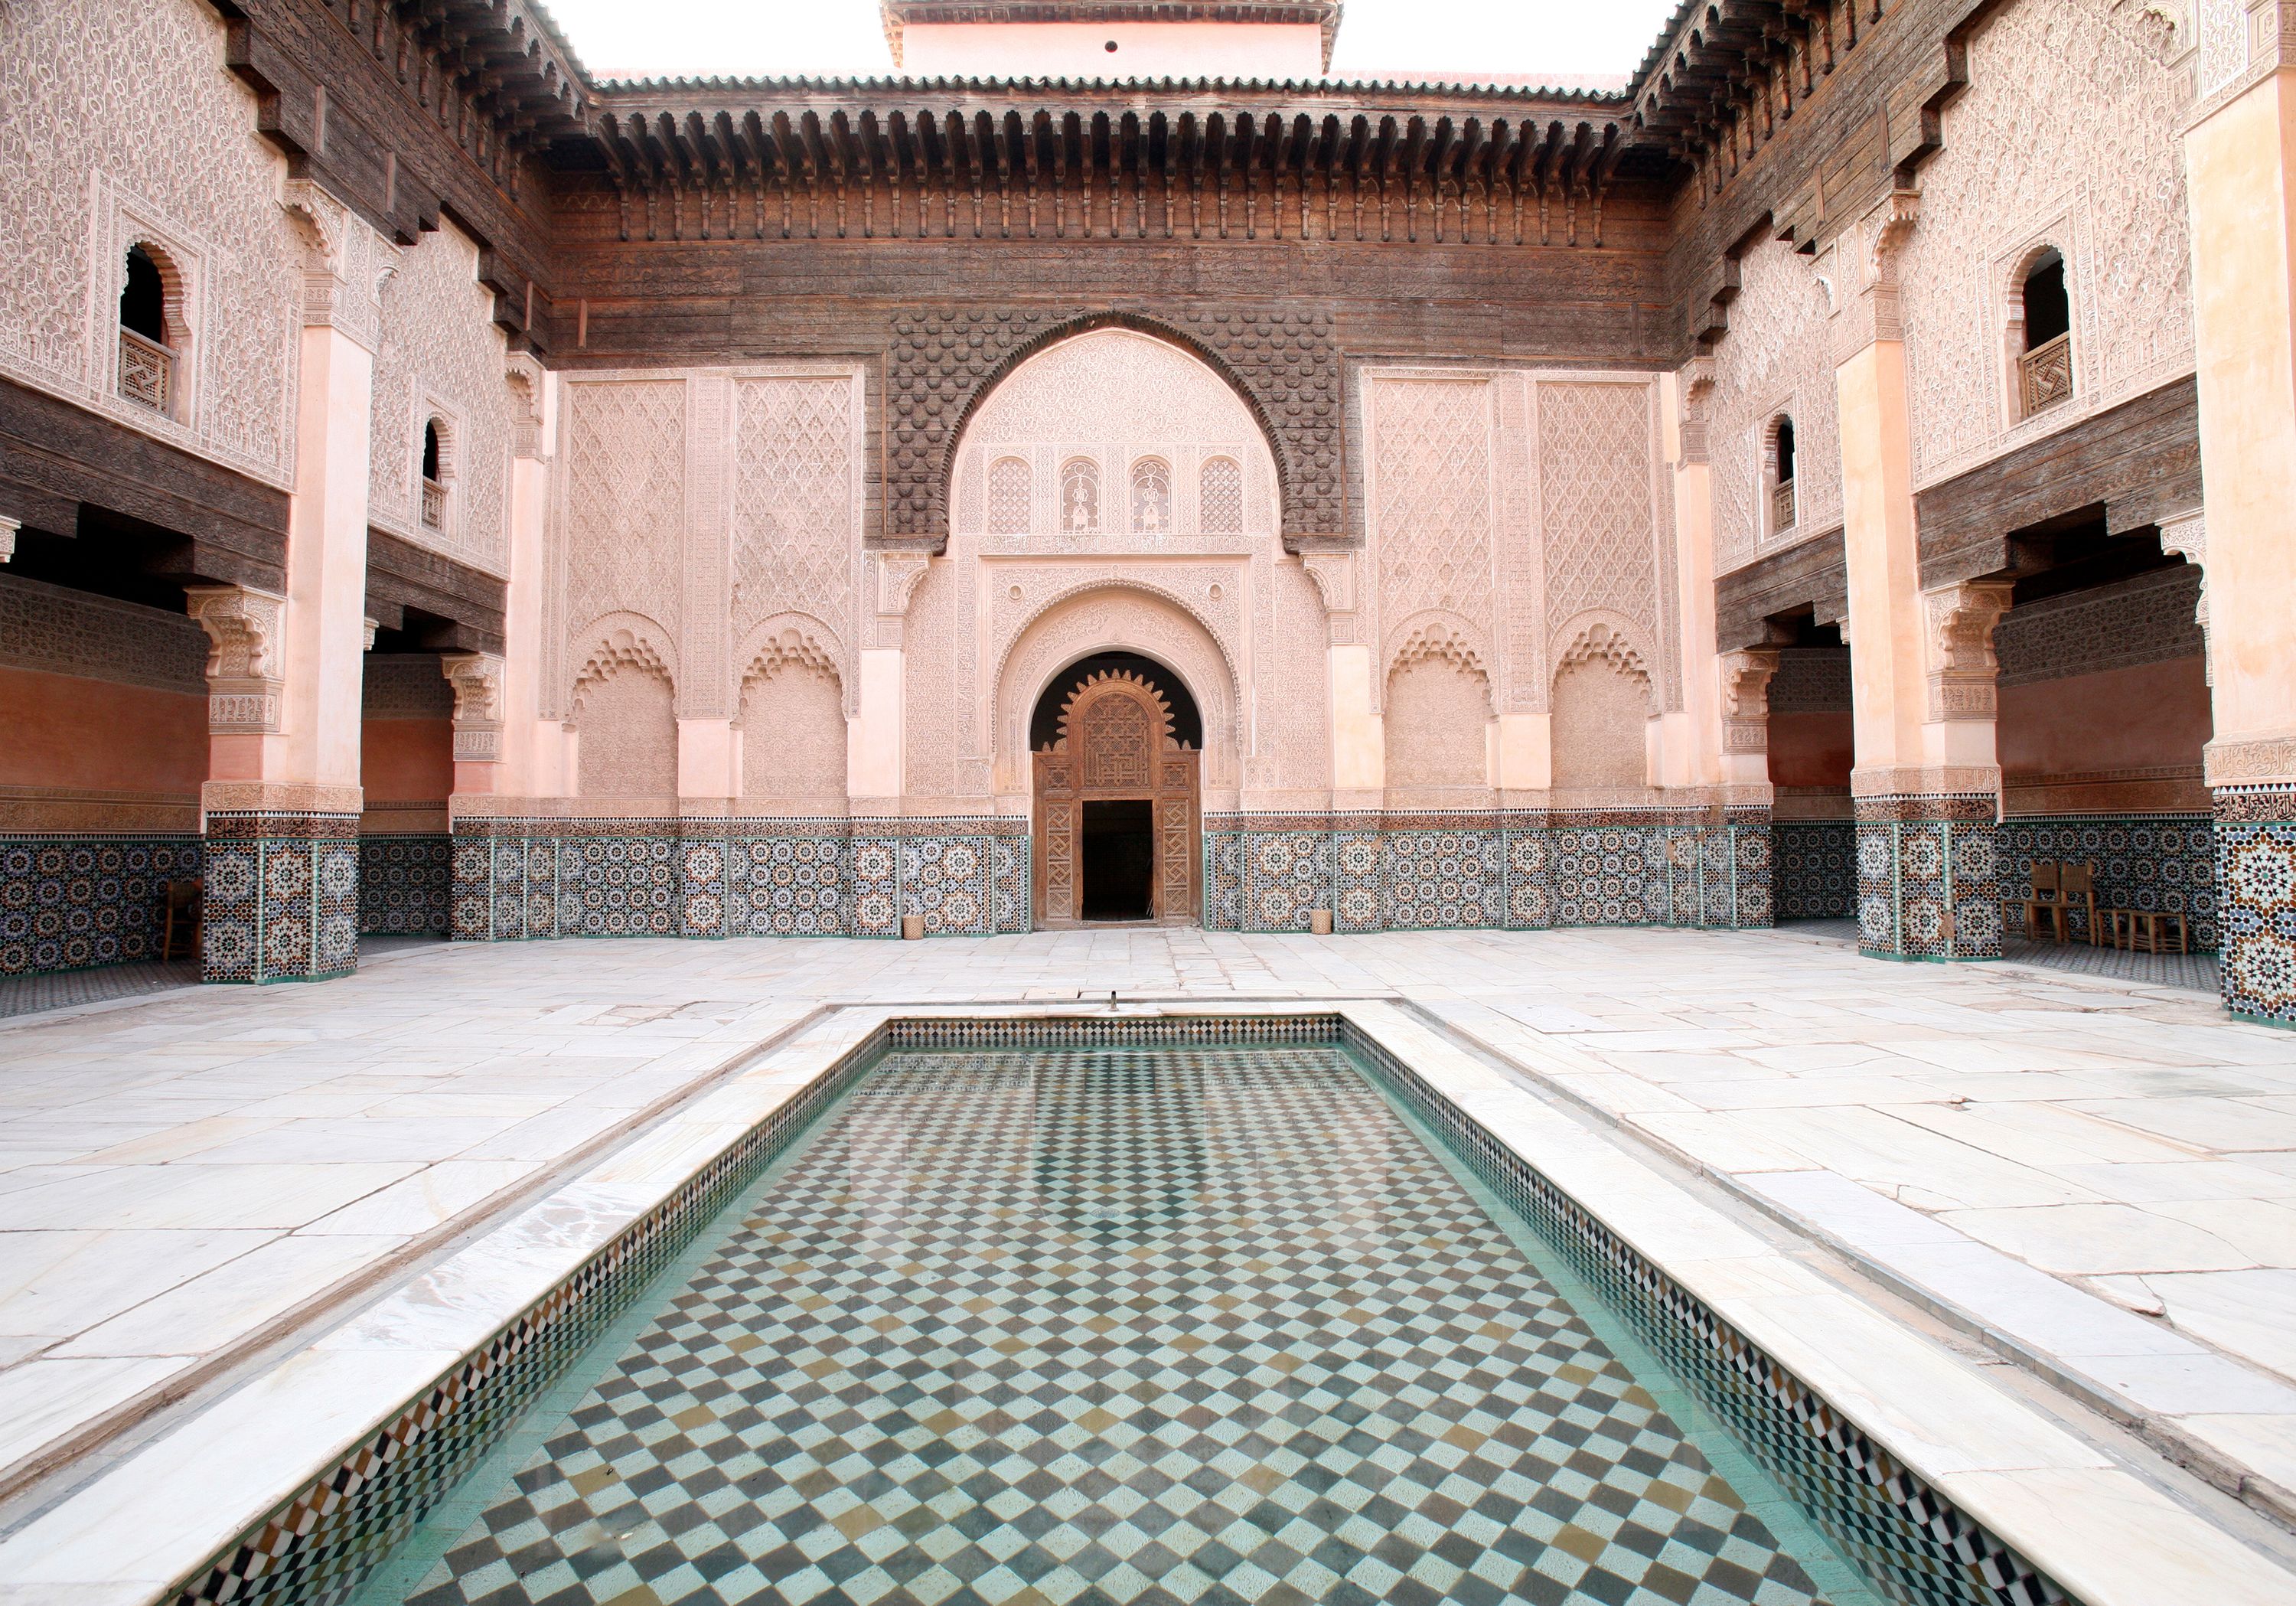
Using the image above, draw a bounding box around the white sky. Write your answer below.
[540,0,1683,83]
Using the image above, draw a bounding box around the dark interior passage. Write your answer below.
[1081,798,1154,920]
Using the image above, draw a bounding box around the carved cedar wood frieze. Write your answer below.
[887,308,1341,546]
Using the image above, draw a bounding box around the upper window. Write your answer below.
[1199,456,1244,534]
[1130,457,1172,535]
[420,417,451,532]
[117,243,178,416]
[2017,250,2073,419]
[987,455,1031,534]
[1058,457,1101,534]
[1766,415,1796,536]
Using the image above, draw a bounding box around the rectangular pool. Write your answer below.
[353,1040,1898,1606]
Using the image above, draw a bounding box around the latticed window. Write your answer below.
[1199,455,1243,534]
[420,418,449,532]
[1768,416,1796,534]
[1058,457,1101,534]
[2018,250,2073,419]
[987,455,1031,534]
[1130,457,1171,534]
[117,243,176,415]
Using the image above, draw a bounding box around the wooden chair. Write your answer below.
[2108,909,2189,955]
[159,877,201,961]
[2058,860,2100,946]
[2015,860,2066,943]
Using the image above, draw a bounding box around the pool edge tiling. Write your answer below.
[1,1009,2285,1606]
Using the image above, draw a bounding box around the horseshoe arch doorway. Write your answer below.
[1031,654,1202,926]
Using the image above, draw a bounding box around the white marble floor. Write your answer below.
[2,924,2292,1522]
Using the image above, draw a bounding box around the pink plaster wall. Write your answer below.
[1768,710,1853,790]
[900,21,1323,79]
[360,718,453,803]
[1999,657,2210,776]
[1999,655,2212,812]
[0,664,207,794]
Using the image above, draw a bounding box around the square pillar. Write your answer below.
[1830,191,2008,961]
[2187,35,2296,1022]
[191,185,379,983]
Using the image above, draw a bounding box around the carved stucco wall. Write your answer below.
[1900,0,2193,489]
[1710,236,1843,576]
[1551,657,1652,791]
[1361,367,1671,775]
[0,0,301,488]
[546,364,868,752]
[935,329,1314,809]
[368,220,512,575]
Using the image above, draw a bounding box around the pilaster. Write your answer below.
[2186,40,2296,1020]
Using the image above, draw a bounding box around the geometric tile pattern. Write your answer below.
[2216,784,2296,1025]
[201,811,360,984]
[0,834,201,976]
[1775,822,1854,922]
[1356,1031,2069,1606]
[399,1046,1841,1606]
[359,834,452,936]
[1206,812,1774,935]
[1999,814,2215,951]
[1854,797,2001,963]
[450,820,1030,945]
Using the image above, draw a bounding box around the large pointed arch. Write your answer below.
[922,311,1305,546]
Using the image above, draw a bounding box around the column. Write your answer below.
[2187,8,2296,1021]
[1675,358,1775,929]
[848,553,923,937]
[191,184,375,984]
[1304,553,1384,932]
[1832,191,2007,961]
[452,356,556,943]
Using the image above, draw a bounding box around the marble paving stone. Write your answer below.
[2142,1269,2296,1383]
[54,1233,403,1358]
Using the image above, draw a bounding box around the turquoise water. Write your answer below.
[358,1045,1881,1606]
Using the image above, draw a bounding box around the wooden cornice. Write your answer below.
[577,83,1655,247]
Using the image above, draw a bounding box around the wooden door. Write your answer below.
[1032,670,1201,926]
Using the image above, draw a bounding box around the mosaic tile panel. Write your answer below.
[1382,827,1503,929]
[1854,798,2001,963]
[1999,815,2215,950]
[732,827,850,938]
[679,837,731,938]
[0,835,201,976]
[1548,823,1664,927]
[1776,822,1855,922]
[901,834,994,935]
[202,812,360,984]
[1352,1028,2069,1606]
[1202,832,1241,929]
[2216,786,2296,1025]
[1502,827,1552,929]
[851,834,899,938]
[1208,817,1332,933]
[395,1046,1846,1606]
[359,836,451,936]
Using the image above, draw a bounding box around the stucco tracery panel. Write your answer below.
[1540,382,1661,677]
[0,0,298,486]
[732,372,863,687]
[951,329,1278,547]
[556,380,687,708]
[368,220,511,573]
[741,626,848,808]
[1367,378,1495,689]
[1901,0,2193,488]
[1709,237,1841,576]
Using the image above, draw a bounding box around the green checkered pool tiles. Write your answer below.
[377,1048,1868,1606]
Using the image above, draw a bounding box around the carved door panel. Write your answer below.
[1032,671,1201,928]
[1034,753,1076,923]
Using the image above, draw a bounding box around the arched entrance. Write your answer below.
[1032,658,1202,925]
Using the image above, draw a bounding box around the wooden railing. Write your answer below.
[420,478,447,530]
[117,328,171,413]
[1770,476,1795,534]
[2020,331,2073,418]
